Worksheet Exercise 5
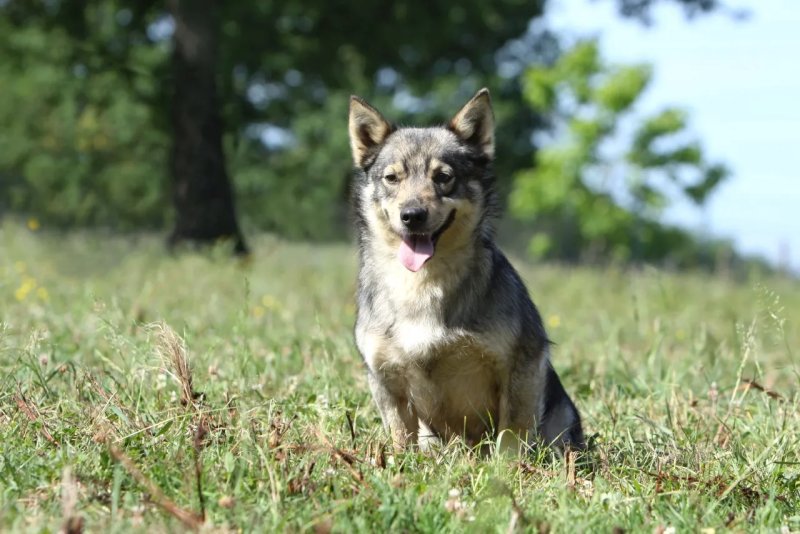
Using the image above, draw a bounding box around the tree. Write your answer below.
[0,0,547,239]
[0,2,170,229]
[0,0,729,256]
[613,0,721,21]
[168,0,246,253]
[510,40,729,265]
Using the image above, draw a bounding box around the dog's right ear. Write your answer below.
[349,96,393,168]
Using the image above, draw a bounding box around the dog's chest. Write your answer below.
[387,327,502,442]
[357,269,512,441]
[364,269,503,369]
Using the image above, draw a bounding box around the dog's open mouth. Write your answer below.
[397,210,456,272]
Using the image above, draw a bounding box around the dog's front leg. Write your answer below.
[496,371,535,455]
[368,372,418,450]
[495,375,520,455]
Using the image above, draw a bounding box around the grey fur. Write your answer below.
[348,89,583,453]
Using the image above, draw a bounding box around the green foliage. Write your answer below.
[0,0,547,235]
[0,0,730,251]
[0,14,170,229]
[0,225,797,530]
[510,40,729,265]
[233,94,353,239]
[613,0,723,22]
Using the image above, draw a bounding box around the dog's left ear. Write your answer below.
[449,88,495,159]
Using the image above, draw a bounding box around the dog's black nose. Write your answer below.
[400,206,428,229]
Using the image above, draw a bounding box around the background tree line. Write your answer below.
[0,0,760,270]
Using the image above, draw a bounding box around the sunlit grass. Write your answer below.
[1,221,798,532]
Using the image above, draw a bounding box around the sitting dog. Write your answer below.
[348,88,583,453]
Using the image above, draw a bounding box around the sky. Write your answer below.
[549,0,800,270]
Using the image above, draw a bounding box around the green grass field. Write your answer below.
[1,221,798,532]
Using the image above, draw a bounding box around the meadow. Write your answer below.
[1,221,798,532]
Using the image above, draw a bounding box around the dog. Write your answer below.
[348,88,584,454]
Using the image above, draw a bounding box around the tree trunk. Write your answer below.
[167,0,247,254]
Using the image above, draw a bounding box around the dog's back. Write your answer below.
[349,89,583,451]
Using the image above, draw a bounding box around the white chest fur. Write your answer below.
[392,317,449,356]
[380,265,459,358]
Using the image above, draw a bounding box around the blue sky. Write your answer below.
[550,0,800,270]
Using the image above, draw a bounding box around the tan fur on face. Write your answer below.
[377,159,465,240]
[361,182,482,282]
[428,158,455,194]
[382,162,406,181]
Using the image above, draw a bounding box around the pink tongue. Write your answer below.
[398,235,434,272]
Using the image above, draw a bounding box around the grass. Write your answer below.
[1,220,799,533]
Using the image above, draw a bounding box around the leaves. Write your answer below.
[511,40,729,264]
[0,0,548,234]
[594,64,651,113]
[0,0,731,254]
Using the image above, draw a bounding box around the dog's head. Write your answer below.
[348,89,496,272]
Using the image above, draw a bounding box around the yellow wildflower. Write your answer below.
[27,218,40,231]
[36,287,49,301]
[252,305,265,318]
[15,277,37,301]
[261,295,282,310]
[547,314,561,329]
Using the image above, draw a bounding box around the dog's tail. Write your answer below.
[539,363,585,451]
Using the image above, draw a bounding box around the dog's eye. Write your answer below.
[384,173,399,184]
[433,171,453,185]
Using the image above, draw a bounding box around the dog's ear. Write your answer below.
[449,88,495,159]
[349,96,393,168]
